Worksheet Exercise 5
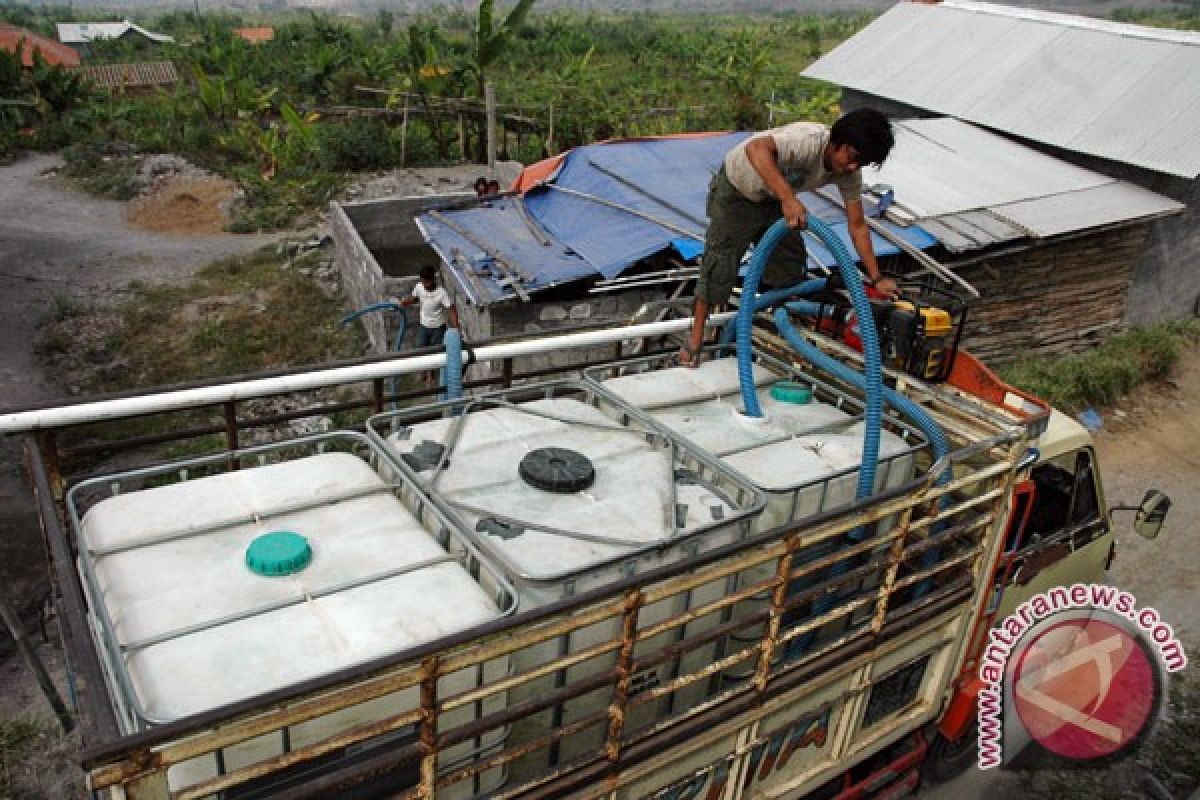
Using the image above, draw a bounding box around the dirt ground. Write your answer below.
[0,150,1194,797]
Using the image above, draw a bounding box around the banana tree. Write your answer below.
[467,0,537,100]
[403,22,455,159]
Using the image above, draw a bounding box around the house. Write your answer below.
[56,21,174,55]
[332,126,1175,370]
[232,27,274,45]
[332,134,938,372]
[855,117,1181,361]
[803,0,1200,332]
[0,23,80,67]
[78,61,179,92]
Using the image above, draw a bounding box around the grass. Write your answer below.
[0,715,50,798]
[40,245,367,461]
[103,247,362,389]
[997,321,1200,413]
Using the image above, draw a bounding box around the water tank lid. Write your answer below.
[519,447,595,493]
[770,381,813,405]
[246,531,312,577]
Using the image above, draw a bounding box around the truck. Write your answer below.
[2,294,1167,800]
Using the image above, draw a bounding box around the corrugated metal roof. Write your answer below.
[863,118,1182,252]
[57,22,174,44]
[804,1,1200,179]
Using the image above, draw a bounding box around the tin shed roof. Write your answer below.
[418,133,935,306]
[57,21,174,45]
[804,0,1200,179]
[79,61,178,89]
[864,117,1183,252]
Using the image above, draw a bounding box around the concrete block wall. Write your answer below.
[481,290,670,379]
[331,195,470,354]
[333,196,680,377]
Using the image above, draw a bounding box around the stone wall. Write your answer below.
[956,225,1149,364]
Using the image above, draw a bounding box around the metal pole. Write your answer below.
[0,314,736,433]
[0,596,74,733]
[400,100,409,167]
[585,158,708,228]
[485,82,496,171]
[538,182,704,241]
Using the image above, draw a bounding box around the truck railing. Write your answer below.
[65,430,1025,799]
[11,317,1036,799]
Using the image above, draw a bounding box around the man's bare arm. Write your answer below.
[846,199,897,296]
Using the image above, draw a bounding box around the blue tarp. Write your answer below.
[418,134,938,305]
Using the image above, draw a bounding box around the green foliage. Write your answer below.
[60,142,141,200]
[4,4,877,224]
[998,321,1200,413]
[316,118,395,171]
[101,247,364,387]
[470,0,538,96]
[0,41,93,158]
[0,715,50,797]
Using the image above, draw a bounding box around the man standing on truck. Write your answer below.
[679,109,898,367]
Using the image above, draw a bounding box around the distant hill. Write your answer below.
[44,0,1191,15]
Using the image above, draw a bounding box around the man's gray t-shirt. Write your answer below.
[723,121,862,204]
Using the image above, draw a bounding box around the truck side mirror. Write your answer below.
[1133,490,1170,540]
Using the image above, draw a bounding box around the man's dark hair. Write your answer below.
[419,265,437,282]
[473,176,488,194]
[830,109,894,167]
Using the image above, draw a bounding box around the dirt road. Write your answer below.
[0,152,282,624]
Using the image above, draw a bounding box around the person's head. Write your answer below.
[827,109,894,175]
[486,180,501,195]
[474,176,488,197]
[419,265,438,290]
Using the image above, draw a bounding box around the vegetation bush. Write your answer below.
[5,3,1196,228]
[998,321,1200,413]
[316,118,397,172]
[59,142,141,200]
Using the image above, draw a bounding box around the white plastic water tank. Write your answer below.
[601,358,919,531]
[73,448,510,798]
[381,396,746,595]
[370,389,766,776]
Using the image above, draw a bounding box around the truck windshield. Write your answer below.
[1025,449,1100,540]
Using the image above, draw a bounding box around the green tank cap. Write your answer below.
[246,531,312,577]
[770,381,813,405]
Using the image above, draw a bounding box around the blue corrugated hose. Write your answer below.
[735,217,883,507]
[340,302,407,410]
[773,308,949,604]
[442,327,463,411]
[717,278,828,348]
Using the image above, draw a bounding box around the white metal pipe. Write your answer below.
[0,313,731,434]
